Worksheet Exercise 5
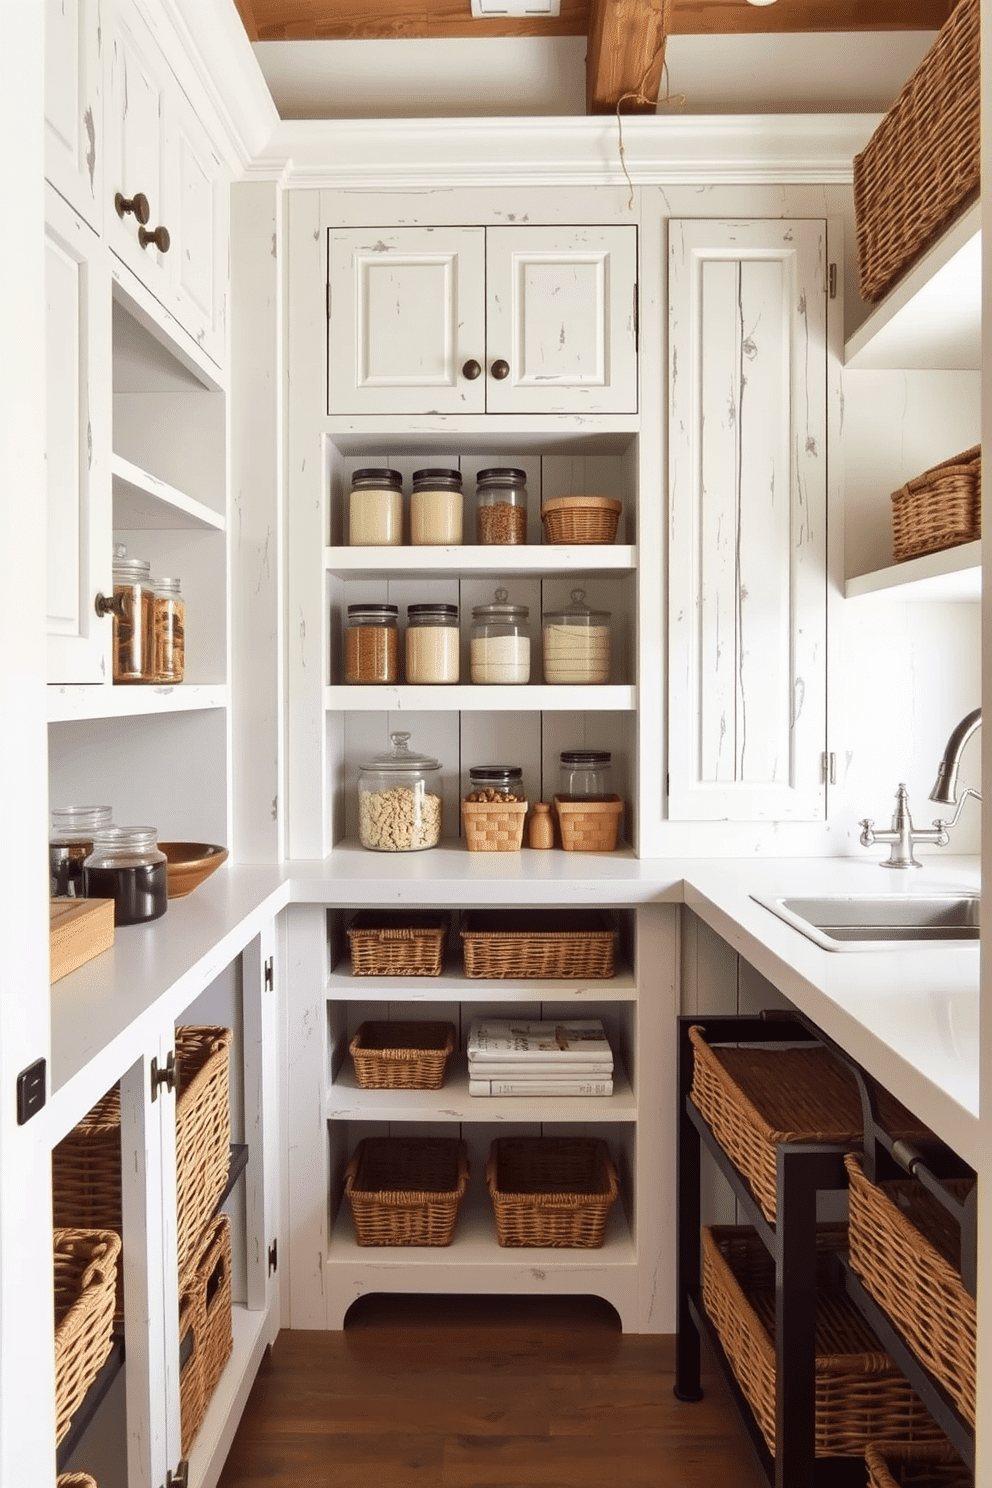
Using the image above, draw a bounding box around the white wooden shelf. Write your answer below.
[47,682,227,723]
[326,544,636,579]
[326,683,635,711]
[327,959,637,1002]
[328,1056,634,1121]
[112,453,226,531]
[324,415,639,454]
[845,541,981,601]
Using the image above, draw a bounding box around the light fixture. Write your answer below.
[470,0,562,15]
[745,0,779,7]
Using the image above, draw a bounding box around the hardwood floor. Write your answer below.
[218,1294,765,1488]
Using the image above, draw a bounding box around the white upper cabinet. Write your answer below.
[667,219,828,823]
[45,0,103,232]
[327,223,637,415]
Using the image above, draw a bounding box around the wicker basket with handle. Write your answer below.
[864,1441,972,1488]
[349,1020,455,1090]
[345,1137,469,1246]
[346,910,450,976]
[54,1228,121,1445]
[461,910,617,979]
[179,1212,233,1456]
[891,445,981,563]
[541,495,622,545]
[487,1137,619,1248]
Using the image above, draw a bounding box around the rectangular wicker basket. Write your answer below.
[553,794,624,852]
[179,1213,234,1456]
[461,797,527,852]
[541,495,622,545]
[57,1476,99,1488]
[864,1441,973,1488]
[349,1020,456,1090]
[346,910,450,976]
[702,1224,944,1458]
[891,445,981,563]
[853,0,979,303]
[845,1151,976,1427]
[487,1137,619,1248]
[461,910,617,979]
[54,1228,121,1446]
[344,1137,469,1246]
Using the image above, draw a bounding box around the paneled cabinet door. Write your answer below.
[164,87,229,367]
[667,219,828,821]
[45,0,103,232]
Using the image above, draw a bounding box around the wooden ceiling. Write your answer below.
[234,0,954,114]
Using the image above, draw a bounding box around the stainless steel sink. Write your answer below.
[752,893,980,951]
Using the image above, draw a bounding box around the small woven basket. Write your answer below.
[853,0,979,303]
[461,798,528,852]
[845,1152,976,1427]
[553,795,624,852]
[703,1224,944,1458]
[179,1213,233,1456]
[54,1228,121,1445]
[865,1441,973,1488]
[349,1020,456,1090]
[461,910,617,979]
[487,1137,619,1248]
[541,496,622,545]
[891,446,981,563]
[345,1137,469,1246]
[347,911,449,976]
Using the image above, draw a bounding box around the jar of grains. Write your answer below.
[405,603,459,684]
[152,576,185,683]
[470,588,530,685]
[410,468,463,546]
[466,765,525,802]
[50,804,113,898]
[111,550,155,683]
[348,467,403,547]
[82,825,168,926]
[542,588,611,684]
[345,603,399,684]
[475,467,528,545]
[559,750,613,801]
[357,731,443,852]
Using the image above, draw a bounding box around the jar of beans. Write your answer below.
[357,731,443,851]
[475,468,528,545]
[465,765,525,802]
[345,603,399,684]
[405,603,459,684]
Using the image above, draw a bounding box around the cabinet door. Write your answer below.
[45,0,102,232]
[164,86,229,367]
[486,225,638,414]
[667,219,827,821]
[104,4,172,304]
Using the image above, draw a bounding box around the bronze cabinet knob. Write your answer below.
[461,359,482,380]
[138,224,171,253]
[114,191,150,225]
[490,359,510,380]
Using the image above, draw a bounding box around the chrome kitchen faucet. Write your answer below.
[859,708,981,868]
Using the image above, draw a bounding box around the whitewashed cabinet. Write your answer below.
[327,224,638,416]
[667,218,828,822]
[45,0,103,232]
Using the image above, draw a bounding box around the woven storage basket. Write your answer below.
[865,1441,973,1488]
[853,0,980,303]
[688,1025,930,1225]
[349,1020,455,1090]
[487,1137,619,1248]
[58,1476,99,1488]
[178,1213,233,1456]
[461,910,617,979]
[891,446,981,563]
[845,1151,976,1427]
[461,798,528,852]
[553,795,624,852]
[54,1228,121,1445]
[174,1026,232,1280]
[703,1224,944,1458]
[346,910,449,976]
[344,1137,469,1246]
[541,496,622,545]
[52,1086,123,1313]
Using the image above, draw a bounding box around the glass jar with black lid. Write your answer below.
[405,603,459,684]
[410,468,463,546]
[82,826,168,925]
[50,804,113,898]
[466,765,525,802]
[559,750,613,801]
[345,603,399,684]
[348,467,403,547]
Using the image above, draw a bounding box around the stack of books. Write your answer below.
[466,1018,614,1096]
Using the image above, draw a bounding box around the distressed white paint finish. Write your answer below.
[284,904,332,1328]
[45,0,103,232]
[668,218,827,821]
[169,90,230,367]
[105,3,172,304]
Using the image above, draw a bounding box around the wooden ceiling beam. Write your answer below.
[587,0,669,114]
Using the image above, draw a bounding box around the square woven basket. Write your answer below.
[58,1476,99,1488]
[461,910,617,979]
[487,1137,619,1248]
[845,1151,976,1427]
[702,1223,944,1458]
[344,1137,469,1246]
[346,910,450,976]
[864,1441,973,1488]
[54,1228,121,1446]
[461,797,528,852]
[349,1020,456,1090]
[179,1212,234,1456]
[891,446,981,563]
[553,795,624,852]
[541,495,622,545]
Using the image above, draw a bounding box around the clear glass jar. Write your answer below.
[82,826,168,925]
[410,468,463,546]
[405,603,459,684]
[475,467,527,546]
[345,603,399,684]
[348,467,403,547]
[152,576,185,683]
[357,731,443,851]
[542,588,611,684]
[50,804,113,898]
[466,765,525,802]
[470,588,530,685]
[559,750,613,801]
[111,551,154,683]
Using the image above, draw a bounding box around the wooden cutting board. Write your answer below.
[50,897,115,983]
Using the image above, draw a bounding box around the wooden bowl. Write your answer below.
[159,843,229,899]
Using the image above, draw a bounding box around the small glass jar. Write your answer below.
[348,467,403,547]
[542,588,611,684]
[345,604,399,684]
[410,468,463,546]
[466,765,525,802]
[152,576,185,684]
[470,588,530,685]
[49,804,113,898]
[357,731,443,852]
[82,826,168,926]
[475,467,528,546]
[111,551,154,683]
[559,750,613,801]
[405,603,459,684]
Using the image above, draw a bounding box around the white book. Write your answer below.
[467,1058,614,1078]
[468,1078,614,1097]
[467,1018,611,1062]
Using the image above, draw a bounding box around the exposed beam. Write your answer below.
[587,0,668,114]
[233,0,260,42]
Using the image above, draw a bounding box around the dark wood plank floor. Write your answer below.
[217,1293,765,1488]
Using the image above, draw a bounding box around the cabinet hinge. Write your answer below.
[264,955,274,991]
[16,1058,46,1124]
[268,1239,278,1275]
[151,1051,176,1102]
[165,1461,189,1488]
[828,263,838,300]
[326,281,332,319]
[633,281,639,352]
[821,751,837,785]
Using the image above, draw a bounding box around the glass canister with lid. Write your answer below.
[345,603,399,684]
[111,547,155,683]
[470,588,530,685]
[475,467,528,545]
[50,804,114,898]
[542,588,611,684]
[357,731,443,851]
[152,576,185,683]
[410,468,463,546]
[559,750,613,801]
[348,467,404,547]
[82,825,168,925]
[405,603,459,684]
[465,765,525,802]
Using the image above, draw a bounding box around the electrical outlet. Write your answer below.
[16,1058,46,1125]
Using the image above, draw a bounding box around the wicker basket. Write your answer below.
[541,496,622,545]
[687,1025,930,1225]
[487,1137,619,1248]
[853,0,980,303]
[461,797,528,852]
[54,1228,121,1446]
[349,1020,456,1090]
[179,1213,233,1456]
[346,910,450,976]
[865,1441,973,1488]
[703,1224,944,1458]
[891,446,981,563]
[461,910,617,979]
[344,1137,469,1246]
[553,795,624,852]
[845,1152,976,1427]
[58,1476,99,1488]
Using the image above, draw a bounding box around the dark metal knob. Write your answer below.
[138,223,171,253]
[94,591,126,620]
[115,191,150,225]
[461,359,482,380]
[490,359,510,380]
